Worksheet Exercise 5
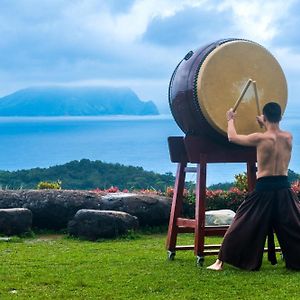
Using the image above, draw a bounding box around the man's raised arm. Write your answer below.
[226,108,263,147]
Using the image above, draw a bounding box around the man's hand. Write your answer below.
[226,108,236,121]
[256,115,265,128]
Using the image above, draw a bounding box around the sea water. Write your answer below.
[0,115,298,186]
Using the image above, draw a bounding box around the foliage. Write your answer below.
[165,179,300,217]
[208,169,300,191]
[0,159,300,197]
[234,172,248,191]
[0,159,175,191]
[0,233,299,299]
[92,186,164,196]
[208,182,233,191]
[291,180,300,194]
[288,169,300,183]
[165,186,246,216]
[37,180,62,190]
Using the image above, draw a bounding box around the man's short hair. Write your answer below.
[263,102,282,123]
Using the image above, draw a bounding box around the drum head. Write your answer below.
[196,40,287,136]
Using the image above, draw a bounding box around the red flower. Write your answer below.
[105,186,119,193]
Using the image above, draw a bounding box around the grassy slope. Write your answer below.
[0,233,299,299]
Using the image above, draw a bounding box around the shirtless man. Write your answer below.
[207,102,300,271]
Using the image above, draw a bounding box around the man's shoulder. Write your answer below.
[251,132,269,140]
[279,130,292,139]
[260,129,292,138]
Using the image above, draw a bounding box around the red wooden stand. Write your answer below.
[166,136,257,265]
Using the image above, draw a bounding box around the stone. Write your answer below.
[0,190,171,230]
[100,192,171,226]
[0,190,101,230]
[205,209,236,226]
[68,209,139,240]
[0,208,32,235]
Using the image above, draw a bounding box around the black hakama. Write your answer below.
[218,176,300,271]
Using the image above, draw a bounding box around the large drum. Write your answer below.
[169,38,287,143]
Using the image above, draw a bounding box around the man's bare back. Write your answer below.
[225,109,293,179]
[256,129,292,178]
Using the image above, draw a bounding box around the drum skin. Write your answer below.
[169,39,288,144]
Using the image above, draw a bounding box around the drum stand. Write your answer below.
[166,135,257,265]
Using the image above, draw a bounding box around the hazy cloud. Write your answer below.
[0,0,299,112]
[216,0,296,44]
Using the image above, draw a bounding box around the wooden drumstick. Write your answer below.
[252,81,261,115]
[232,79,253,112]
[252,81,264,128]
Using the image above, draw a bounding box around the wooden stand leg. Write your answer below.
[194,156,207,265]
[166,162,187,258]
[247,161,256,192]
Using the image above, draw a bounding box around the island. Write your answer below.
[0,86,159,116]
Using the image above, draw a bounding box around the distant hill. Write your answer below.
[0,159,298,191]
[0,159,175,190]
[0,86,159,116]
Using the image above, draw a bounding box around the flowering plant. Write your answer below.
[91,179,300,216]
[291,181,300,194]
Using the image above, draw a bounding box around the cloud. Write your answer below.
[274,47,300,73]
[107,0,208,42]
[215,0,296,45]
[142,5,232,48]
[0,0,299,112]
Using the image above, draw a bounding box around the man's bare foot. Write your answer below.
[207,259,223,271]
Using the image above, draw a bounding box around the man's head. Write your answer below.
[262,102,282,123]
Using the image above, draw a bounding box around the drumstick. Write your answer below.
[252,81,264,128]
[252,81,261,115]
[232,79,253,112]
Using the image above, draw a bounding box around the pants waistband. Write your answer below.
[255,176,290,192]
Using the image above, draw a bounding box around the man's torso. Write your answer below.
[256,130,292,178]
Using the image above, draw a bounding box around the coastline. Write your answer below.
[0,114,173,122]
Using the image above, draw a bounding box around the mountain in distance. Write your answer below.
[0,86,159,116]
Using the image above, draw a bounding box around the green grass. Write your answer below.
[0,232,299,299]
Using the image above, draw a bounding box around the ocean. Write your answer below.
[0,115,299,186]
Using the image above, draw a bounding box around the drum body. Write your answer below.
[169,39,288,144]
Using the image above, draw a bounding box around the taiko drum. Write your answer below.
[169,38,288,143]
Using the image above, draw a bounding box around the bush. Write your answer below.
[37,180,62,190]
[291,181,300,195]
[205,188,246,211]
[234,172,248,191]
[164,186,246,218]
[165,180,300,218]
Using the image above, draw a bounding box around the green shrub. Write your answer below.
[37,180,62,190]
[234,172,248,191]
[165,186,246,218]
[205,188,246,211]
[166,180,300,219]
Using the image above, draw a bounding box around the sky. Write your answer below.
[0,0,300,114]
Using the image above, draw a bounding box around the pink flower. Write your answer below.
[105,186,119,193]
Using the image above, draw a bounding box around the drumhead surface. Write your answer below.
[196,40,287,136]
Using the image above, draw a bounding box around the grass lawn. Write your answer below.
[0,231,299,299]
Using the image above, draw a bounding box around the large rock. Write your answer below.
[205,209,236,226]
[0,190,172,229]
[68,209,139,240]
[0,190,101,230]
[0,208,32,235]
[100,192,171,226]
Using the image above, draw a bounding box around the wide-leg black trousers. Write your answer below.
[218,176,300,271]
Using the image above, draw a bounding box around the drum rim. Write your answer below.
[168,43,213,134]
